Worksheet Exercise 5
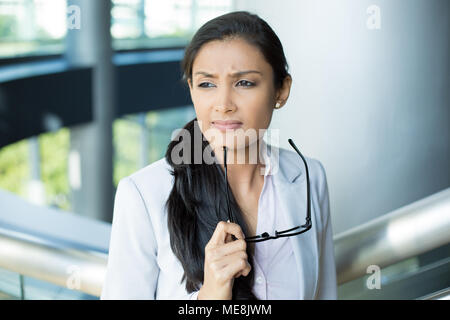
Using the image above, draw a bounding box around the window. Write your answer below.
[0,0,235,58]
[0,0,67,58]
[111,0,234,51]
[0,128,70,210]
[113,105,196,187]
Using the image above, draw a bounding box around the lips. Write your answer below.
[212,120,243,131]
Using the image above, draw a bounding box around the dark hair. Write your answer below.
[181,11,289,90]
[165,11,290,300]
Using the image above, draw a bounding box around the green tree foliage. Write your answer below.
[113,118,140,187]
[39,128,70,210]
[0,14,17,39]
[0,107,194,213]
[0,139,30,197]
[0,128,70,210]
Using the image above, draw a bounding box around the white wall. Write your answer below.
[234,0,450,234]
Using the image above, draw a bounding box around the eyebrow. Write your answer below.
[194,70,262,78]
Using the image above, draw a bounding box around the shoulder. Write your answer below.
[115,157,174,219]
[278,146,328,188]
[127,157,174,192]
[278,146,330,225]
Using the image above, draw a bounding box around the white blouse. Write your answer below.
[252,172,301,299]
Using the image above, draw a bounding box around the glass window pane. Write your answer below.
[0,139,30,198]
[0,0,67,58]
[0,267,22,299]
[0,267,98,300]
[112,0,234,51]
[0,128,71,211]
[113,105,195,188]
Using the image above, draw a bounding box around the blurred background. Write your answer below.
[0,0,448,300]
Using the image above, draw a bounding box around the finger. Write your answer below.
[208,221,228,245]
[222,256,252,281]
[215,251,250,273]
[235,269,250,278]
[214,239,247,258]
[209,221,245,246]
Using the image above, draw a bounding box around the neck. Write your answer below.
[215,140,267,192]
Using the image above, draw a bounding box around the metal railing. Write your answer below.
[0,188,449,298]
[0,230,106,297]
[334,187,450,284]
[418,287,450,300]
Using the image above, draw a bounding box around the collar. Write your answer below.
[260,140,304,183]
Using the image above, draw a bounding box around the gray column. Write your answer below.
[66,0,115,223]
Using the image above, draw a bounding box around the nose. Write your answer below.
[214,85,236,113]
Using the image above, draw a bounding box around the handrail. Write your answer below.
[418,287,450,300]
[0,188,449,298]
[0,231,107,297]
[334,187,450,284]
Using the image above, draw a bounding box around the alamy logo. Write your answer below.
[366,5,381,30]
[169,120,280,175]
[366,265,381,289]
[67,5,81,30]
[66,265,81,290]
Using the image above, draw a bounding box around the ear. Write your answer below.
[275,74,292,107]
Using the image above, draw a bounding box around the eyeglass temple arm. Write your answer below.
[244,224,312,242]
[288,139,311,226]
[223,146,234,223]
[224,140,312,243]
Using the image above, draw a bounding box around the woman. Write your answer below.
[101,11,336,300]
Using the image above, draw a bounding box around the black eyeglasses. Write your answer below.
[222,139,311,243]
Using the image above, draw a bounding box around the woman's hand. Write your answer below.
[197,220,251,300]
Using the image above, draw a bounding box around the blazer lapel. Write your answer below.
[267,144,318,299]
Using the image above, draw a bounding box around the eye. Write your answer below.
[198,82,215,88]
[236,80,255,87]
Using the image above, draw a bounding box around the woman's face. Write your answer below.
[187,37,291,155]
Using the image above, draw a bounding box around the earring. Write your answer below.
[274,102,282,109]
